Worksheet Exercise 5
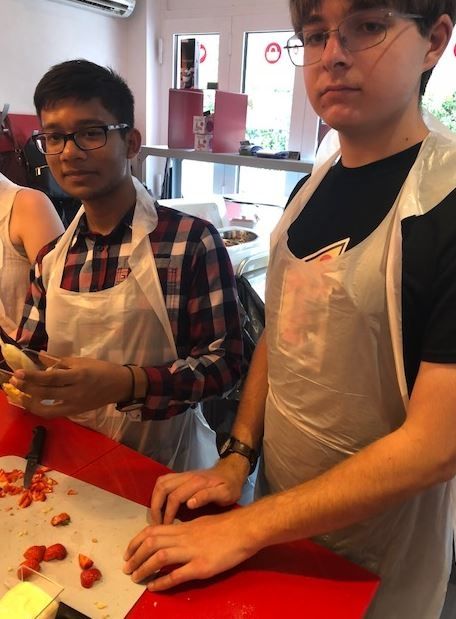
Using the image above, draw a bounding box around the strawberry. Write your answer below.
[18,559,40,579]
[23,545,46,563]
[50,512,71,526]
[80,567,102,589]
[43,543,67,561]
[78,554,94,570]
[37,466,51,473]
[31,489,46,502]
[18,491,32,508]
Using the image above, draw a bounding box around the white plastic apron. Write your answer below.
[262,132,456,619]
[42,178,218,471]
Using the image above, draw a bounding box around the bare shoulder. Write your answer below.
[13,187,56,216]
[10,188,64,262]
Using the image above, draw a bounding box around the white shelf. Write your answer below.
[136,145,313,179]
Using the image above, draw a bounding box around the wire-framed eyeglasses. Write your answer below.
[32,124,130,155]
[284,9,423,67]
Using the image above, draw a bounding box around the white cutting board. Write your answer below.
[0,455,148,618]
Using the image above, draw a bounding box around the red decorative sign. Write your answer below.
[200,43,207,63]
[265,42,282,64]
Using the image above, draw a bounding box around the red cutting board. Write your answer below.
[75,445,380,619]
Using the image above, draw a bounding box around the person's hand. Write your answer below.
[9,357,131,418]
[151,455,250,525]
[123,508,260,591]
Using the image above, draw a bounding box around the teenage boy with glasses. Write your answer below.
[124,2,456,617]
[8,59,242,472]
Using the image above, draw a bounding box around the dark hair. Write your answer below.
[289,0,456,95]
[34,59,135,127]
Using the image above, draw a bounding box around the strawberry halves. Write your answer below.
[78,554,94,570]
[80,567,102,589]
[18,559,41,579]
[50,512,71,526]
[43,543,67,561]
[23,545,46,563]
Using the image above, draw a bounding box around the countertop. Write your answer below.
[0,395,379,618]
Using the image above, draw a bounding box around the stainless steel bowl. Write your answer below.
[219,228,258,247]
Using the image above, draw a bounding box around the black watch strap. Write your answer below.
[217,433,258,475]
[116,364,146,413]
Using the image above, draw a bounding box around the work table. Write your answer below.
[0,395,379,618]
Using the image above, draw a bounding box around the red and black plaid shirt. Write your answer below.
[17,204,243,420]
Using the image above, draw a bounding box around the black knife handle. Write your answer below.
[26,425,46,461]
[57,601,91,619]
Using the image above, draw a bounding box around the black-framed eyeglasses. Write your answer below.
[32,124,130,155]
[284,9,423,67]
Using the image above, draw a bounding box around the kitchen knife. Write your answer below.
[57,601,91,619]
[23,425,46,489]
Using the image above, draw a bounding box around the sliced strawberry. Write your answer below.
[78,554,94,570]
[37,466,51,473]
[50,512,71,526]
[18,491,32,508]
[80,567,102,589]
[5,469,23,483]
[43,543,67,561]
[18,559,41,579]
[23,545,46,563]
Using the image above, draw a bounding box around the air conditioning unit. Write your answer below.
[47,0,136,18]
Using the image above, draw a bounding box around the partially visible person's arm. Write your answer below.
[9,188,64,264]
[141,221,243,418]
[123,360,456,590]
[150,332,268,524]
[15,238,59,351]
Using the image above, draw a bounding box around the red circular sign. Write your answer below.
[265,42,282,64]
[200,43,207,63]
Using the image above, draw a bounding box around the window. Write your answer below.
[423,29,456,132]
[238,30,300,202]
[157,12,317,202]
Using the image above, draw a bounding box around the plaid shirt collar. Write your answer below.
[72,206,135,246]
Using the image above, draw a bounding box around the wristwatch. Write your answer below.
[116,364,147,413]
[217,433,258,475]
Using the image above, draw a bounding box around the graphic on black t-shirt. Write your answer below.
[303,238,350,262]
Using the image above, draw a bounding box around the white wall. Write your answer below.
[2,0,129,114]
[1,0,166,147]
[125,0,164,145]
[164,0,289,16]
[1,0,291,147]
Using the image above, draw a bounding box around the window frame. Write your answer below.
[159,12,319,158]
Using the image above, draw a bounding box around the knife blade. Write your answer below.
[23,425,46,489]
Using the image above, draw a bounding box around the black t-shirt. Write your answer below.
[285,143,456,394]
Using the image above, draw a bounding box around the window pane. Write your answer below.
[243,31,294,151]
[174,33,219,111]
[423,29,456,132]
[174,33,220,196]
[238,31,296,203]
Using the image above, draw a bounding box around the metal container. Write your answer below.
[219,228,258,247]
